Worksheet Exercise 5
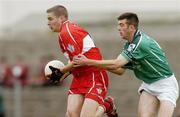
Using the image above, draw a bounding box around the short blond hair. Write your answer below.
[47,5,68,18]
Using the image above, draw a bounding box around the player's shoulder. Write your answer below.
[66,21,81,28]
[137,31,150,43]
[68,21,88,35]
[60,21,81,34]
[131,31,158,53]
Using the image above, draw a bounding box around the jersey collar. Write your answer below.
[132,30,141,43]
[59,20,69,32]
[62,20,69,24]
[134,30,141,38]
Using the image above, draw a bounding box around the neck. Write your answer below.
[62,19,68,24]
[58,20,68,32]
[128,30,136,43]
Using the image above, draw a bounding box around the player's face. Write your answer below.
[47,12,63,32]
[117,19,132,40]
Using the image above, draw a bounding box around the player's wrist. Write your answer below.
[86,59,95,66]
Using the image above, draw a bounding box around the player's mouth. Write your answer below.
[49,26,53,30]
[119,32,123,36]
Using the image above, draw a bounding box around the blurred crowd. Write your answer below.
[0,55,65,117]
[0,55,60,88]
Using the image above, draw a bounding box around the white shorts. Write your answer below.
[138,75,179,107]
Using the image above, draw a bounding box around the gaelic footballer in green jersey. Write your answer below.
[73,12,179,117]
[120,30,173,84]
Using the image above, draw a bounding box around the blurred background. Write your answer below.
[0,0,180,117]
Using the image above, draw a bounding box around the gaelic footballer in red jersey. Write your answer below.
[47,5,117,117]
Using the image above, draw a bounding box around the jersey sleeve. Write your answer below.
[119,43,132,62]
[81,35,95,54]
[61,22,101,62]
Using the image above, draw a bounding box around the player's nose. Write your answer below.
[47,21,51,26]
[117,26,121,31]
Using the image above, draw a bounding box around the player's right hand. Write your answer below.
[47,66,64,84]
[46,66,71,84]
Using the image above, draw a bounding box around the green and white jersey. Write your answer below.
[120,30,173,84]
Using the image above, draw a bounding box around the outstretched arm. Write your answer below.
[73,54,128,70]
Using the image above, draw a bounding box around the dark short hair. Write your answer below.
[117,12,139,29]
[47,5,68,18]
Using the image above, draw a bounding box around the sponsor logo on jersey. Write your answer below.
[127,44,136,52]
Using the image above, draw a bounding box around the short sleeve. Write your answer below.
[120,50,133,62]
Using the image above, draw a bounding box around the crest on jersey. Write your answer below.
[67,44,75,53]
[96,88,102,94]
[127,44,136,52]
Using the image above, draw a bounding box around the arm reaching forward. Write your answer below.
[73,54,128,75]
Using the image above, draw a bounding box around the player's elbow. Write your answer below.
[113,64,121,70]
[117,69,125,75]
[105,59,122,70]
[107,67,125,76]
[106,64,120,70]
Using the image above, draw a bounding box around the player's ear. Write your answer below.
[129,25,135,31]
[59,15,67,22]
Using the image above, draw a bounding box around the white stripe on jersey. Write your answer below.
[133,31,142,52]
[66,23,78,45]
[88,72,95,93]
[59,35,70,60]
[150,50,164,62]
[144,59,163,76]
[69,90,74,94]
[154,40,162,49]
[58,34,66,51]
[100,72,107,92]
[82,35,95,54]
[97,94,105,103]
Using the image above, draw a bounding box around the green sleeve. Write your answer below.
[120,51,132,61]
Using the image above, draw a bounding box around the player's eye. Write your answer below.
[48,17,53,21]
[120,23,124,27]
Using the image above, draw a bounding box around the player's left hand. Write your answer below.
[73,54,88,67]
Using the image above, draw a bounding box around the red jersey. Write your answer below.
[58,21,102,74]
[58,21,108,105]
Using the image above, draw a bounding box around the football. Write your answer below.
[44,60,65,78]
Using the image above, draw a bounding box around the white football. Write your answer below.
[44,60,65,77]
